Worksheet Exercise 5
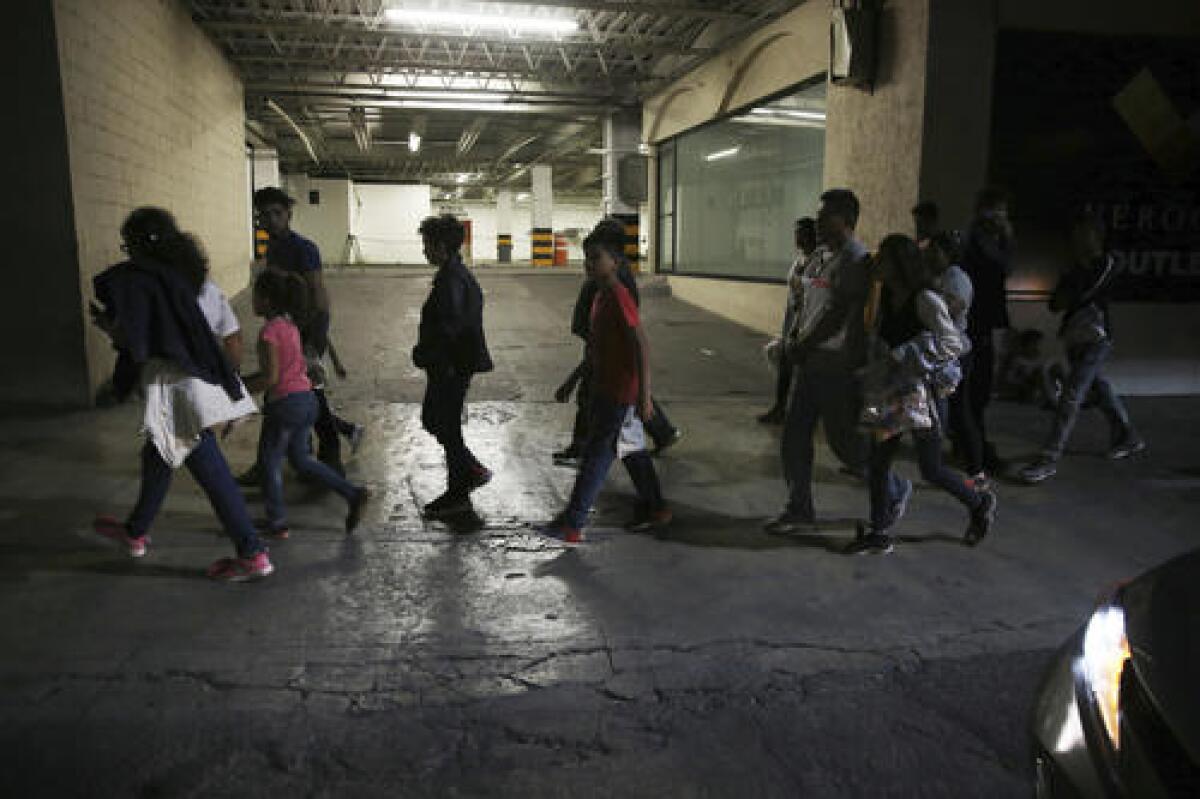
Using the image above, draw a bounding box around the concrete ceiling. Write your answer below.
[190,0,802,193]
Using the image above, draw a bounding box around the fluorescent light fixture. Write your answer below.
[751,107,827,121]
[456,173,472,184]
[384,8,578,35]
[397,100,512,112]
[390,90,511,102]
[408,131,421,153]
[705,146,740,162]
[516,192,530,201]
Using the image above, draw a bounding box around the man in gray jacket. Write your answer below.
[766,189,871,533]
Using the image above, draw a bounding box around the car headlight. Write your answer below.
[1078,604,1131,749]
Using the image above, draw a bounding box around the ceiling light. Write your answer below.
[705,146,740,162]
[384,8,578,35]
[516,192,530,201]
[398,100,512,112]
[456,173,471,184]
[408,131,421,152]
[390,91,511,102]
[751,108,827,121]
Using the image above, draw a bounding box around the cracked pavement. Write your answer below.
[1,269,1197,797]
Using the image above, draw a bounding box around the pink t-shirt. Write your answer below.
[260,316,311,401]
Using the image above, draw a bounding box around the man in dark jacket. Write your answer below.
[413,214,494,517]
[961,186,1014,472]
[1019,211,1144,483]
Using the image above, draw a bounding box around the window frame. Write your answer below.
[653,74,828,283]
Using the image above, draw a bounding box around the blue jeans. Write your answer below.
[563,395,664,531]
[260,391,360,529]
[1042,340,1132,460]
[868,404,982,529]
[127,430,263,558]
[781,350,867,519]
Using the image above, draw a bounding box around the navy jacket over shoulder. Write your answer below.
[413,256,493,375]
[93,258,243,402]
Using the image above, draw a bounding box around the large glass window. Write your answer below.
[658,80,826,281]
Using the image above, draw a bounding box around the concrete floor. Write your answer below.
[2,270,1197,797]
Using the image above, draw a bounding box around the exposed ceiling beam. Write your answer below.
[201,24,711,56]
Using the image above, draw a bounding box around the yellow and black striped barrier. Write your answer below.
[612,214,639,272]
[531,227,554,267]
[497,233,512,264]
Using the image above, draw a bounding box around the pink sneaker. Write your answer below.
[206,552,274,582]
[93,515,148,558]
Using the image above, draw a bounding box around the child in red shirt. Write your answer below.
[541,223,669,544]
[245,271,369,537]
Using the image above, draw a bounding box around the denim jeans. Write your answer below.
[563,395,664,531]
[422,369,484,492]
[260,390,360,529]
[127,430,263,558]
[1042,340,1132,460]
[781,350,867,519]
[868,424,982,529]
[569,364,675,452]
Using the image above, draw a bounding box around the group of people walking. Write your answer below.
[758,188,1144,554]
[90,190,370,581]
[86,181,1147,577]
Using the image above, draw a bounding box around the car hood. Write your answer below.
[1122,548,1200,764]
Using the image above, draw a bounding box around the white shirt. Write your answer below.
[197,280,240,339]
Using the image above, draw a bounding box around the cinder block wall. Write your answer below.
[53,0,250,395]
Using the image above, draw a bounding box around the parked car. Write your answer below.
[1031,548,1200,797]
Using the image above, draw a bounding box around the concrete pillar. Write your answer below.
[604,112,643,270]
[530,165,554,266]
[495,189,514,263]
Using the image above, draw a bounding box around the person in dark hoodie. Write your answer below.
[1019,210,1145,484]
[413,214,494,518]
[90,207,270,581]
[960,187,1014,473]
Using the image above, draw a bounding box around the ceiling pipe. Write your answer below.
[267,98,320,164]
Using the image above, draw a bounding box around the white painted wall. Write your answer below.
[283,175,352,266]
[338,182,603,264]
[352,183,432,263]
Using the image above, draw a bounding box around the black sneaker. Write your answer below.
[1019,458,1057,484]
[964,491,997,546]
[844,531,894,555]
[423,491,471,519]
[346,488,370,533]
[625,508,673,533]
[1107,436,1146,460]
[763,511,815,536]
[655,428,683,455]
[757,407,784,425]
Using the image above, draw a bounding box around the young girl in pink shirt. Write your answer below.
[245,271,369,537]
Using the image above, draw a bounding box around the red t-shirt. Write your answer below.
[260,316,311,401]
[589,282,641,404]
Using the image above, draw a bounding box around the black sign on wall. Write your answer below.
[991,31,1200,302]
